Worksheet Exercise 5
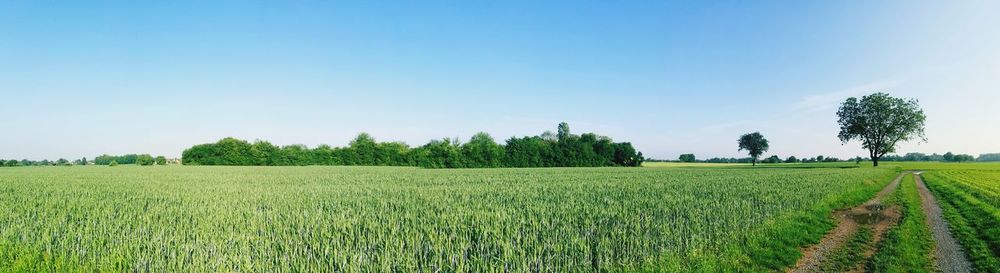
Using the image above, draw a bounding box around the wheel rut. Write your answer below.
[788,172,904,273]
[913,172,973,273]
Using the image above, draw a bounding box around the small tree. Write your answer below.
[837,92,926,167]
[785,156,799,163]
[738,132,769,166]
[155,156,167,165]
[678,154,696,163]
[136,154,155,166]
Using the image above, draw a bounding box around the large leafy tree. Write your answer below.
[678,154,696,163]
[462,132,505,168]
[836,92,926,167]
[738,132,769,166]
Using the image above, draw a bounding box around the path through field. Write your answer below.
[789,173,904,273]
[913,172,973,273]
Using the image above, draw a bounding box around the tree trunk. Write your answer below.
[752,158,757,166]
[872,157,879,167]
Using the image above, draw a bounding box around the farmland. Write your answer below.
[922,169,1000,272]
[0,166,895,272]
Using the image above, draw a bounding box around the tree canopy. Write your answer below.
[837,92,926,166]
[678,154,696,163]
[737,132,769,166]
[181,123,644,168]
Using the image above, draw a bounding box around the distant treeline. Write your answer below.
[655,151,993,164]
[182,123,643,168]
[652,155,848,164]
[879,152,979,162]
[0,158,83,167]
[0,154,169,167]
[94,154,167,166]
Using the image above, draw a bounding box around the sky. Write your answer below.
[1,1,999,160]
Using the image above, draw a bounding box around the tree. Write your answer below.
[943,152,955,162]
[953,154,975,162]
[785,156,799,163]
[763,155,782,164]
[109,160,118,166]
[678,154,696,163]
[155,156,167,165]
[462,132,505,168]
[136,154,155,166]
[557,122,571,140]
[738,132,769,166]
[837,92,926,167]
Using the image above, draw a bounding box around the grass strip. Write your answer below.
[867,174,935,273]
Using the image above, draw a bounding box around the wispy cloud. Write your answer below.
[794,80,900,113]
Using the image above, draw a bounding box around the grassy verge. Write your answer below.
[867,174,935,272]
[821,227,874,272]
[729,171,899,272]
[923,173,1000,272]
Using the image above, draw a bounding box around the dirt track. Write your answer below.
[788,173,904,273]
[913,173,973,273]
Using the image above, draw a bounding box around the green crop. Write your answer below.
[0,166,895,272]
[923,170,1000,272]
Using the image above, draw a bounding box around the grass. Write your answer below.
[822,226,874,272]
[867,174,935,273]
[922,170,1000,272]
[0,165,896,272]
[641,162,749,167]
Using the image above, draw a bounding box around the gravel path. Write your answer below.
[789,173,904,273]
[913,173,973,273]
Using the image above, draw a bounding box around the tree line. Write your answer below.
[0,154,170,167]
[182,123,644,168]
[663,152,986,164]
[0,158,81,167]
[94,154,168,166]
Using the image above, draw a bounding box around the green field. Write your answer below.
[0,165,896,272]
[922,169,1000,272]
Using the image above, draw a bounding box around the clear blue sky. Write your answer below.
[2,1,998,160]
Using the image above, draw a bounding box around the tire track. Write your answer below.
[788,172,904,273]
[913,172,973,273]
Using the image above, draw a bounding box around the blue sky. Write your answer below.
[2,1,998,160]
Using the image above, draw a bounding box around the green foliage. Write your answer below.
[822,227,874,272]
[762,155,782,164]
[155,156,167,165]
[785,156,799,163]
[0,165,895,271]
[737,132,769,166]
[136,154,155,166]
[678,153,696,163]
[462,132,505,168]
[94,154,161,165]
[837,92,926,166]
[109,160,118,166]
[181,123,644,168]
[979,153,1000,162]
